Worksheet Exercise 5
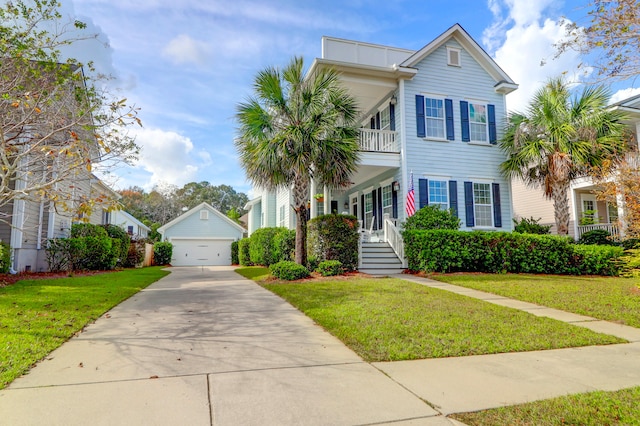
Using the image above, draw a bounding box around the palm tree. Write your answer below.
[235,56,360,265]
[500,77,627,235]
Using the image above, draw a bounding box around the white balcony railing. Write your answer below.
[576,223,620,240]
[359,129,399,153]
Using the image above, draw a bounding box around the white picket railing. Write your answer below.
[576,223,620,240]
[383,213,405,267]
[359,129,398,153]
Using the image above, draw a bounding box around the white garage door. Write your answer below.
[170,239,233,266]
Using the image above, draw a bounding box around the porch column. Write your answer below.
[310,179,317,219]
[323,185,330,215]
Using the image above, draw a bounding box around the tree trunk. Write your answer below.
[294,203,308,266]
[292,174,310,266]
[551,180,571,235]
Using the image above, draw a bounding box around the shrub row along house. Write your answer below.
[244,24,518,273]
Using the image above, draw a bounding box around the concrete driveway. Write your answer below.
[0,266,448,425]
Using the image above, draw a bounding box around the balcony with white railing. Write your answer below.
[359,129,399,153]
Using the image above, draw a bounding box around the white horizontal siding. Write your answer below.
[163,207,244,241]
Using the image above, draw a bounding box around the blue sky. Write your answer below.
[58,0,639,196]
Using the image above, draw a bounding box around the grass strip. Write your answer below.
[451,386,640,425]
[235,266,270,282]
[0,267,170,389]
[263,277,624,362]
[432,274,640,328]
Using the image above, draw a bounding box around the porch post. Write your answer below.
[323,185,329,215]
[310,178,317,219]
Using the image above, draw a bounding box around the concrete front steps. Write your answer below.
[359,242,405,275]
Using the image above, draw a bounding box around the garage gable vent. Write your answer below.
[200,210,209,220]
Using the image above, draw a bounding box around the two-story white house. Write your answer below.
[244,24,518,272]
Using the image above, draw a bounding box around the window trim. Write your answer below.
[423,96,447,140]
[428,179,449,210]
[472,182,493,228]
[468,101,489,143]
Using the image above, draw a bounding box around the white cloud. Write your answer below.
[484,0,588,113]
[610,88,640,105]
[128,127,210,189]
[162,34,212,66]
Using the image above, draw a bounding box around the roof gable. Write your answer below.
[158,202,245,234]
[401,23,517,92]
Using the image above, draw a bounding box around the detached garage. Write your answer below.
[158,202,245,266]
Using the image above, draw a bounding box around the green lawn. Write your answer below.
[235,266,271,281]
[431,274,640,328]
[0,267,170,389]
[263,277,624,362]
[452,386,640,425]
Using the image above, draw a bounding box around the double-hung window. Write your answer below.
[382,184,393,218]
[364,192,373,229]
[473,183,493,227]
[425,97,445,139]
[469,103,488,142]
[428,180,448,210]
[379,106,391,131]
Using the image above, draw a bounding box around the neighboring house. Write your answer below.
[511,94,640,239]
[157,202,245,266]
[244,24,518,271]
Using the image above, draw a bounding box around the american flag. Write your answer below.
[406,171,416,217]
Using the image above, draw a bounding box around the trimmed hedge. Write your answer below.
[153,242,173,265]
[308,214,359,271]
[231,240,239,265]
[249,227,287,266]
[403,230,624,276]
[316,260,344,276]
[270,261,310,280]
[238,238,252,266]
[273,229,295,263]
[0,241,10,273]
[403,205,460,231]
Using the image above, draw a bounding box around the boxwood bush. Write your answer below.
[403,205,460,231]
[231,240,239,265]
[316,260,344,276]
[153,241,173,265]
[238,238,252,266]
[270,260,310,280]
[403,230,624,276]
[273,229,296,263]
[308,214,359,271]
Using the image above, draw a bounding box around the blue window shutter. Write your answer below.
[492,183,502,227]
[445,99,454,140]
[419,178,428,209]
[448,180,458,217]
[460,101,470,142]
[389,103,396,131]
[361,194,365,221]
[372,190,378,230]
[416,95,425,137]
[392,188,398,218]
[464,181,474,227]
[488,104,497,144]
[370,117,375,129]
[375,112,381,130]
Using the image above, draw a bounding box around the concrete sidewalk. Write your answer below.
[2,267,640,425]
[0,267,449,425]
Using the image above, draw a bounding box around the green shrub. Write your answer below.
[573,244,624,276]
[0,241,11,273]
[153,242,173,265]
[578,229,615,245]
[307,214,359,271]
[102,224,131,265]
[123,240,145,268]
[512,217,551,234]
[249,227,285,266]
[270,261,310,280]
[317,260,344,276]
[238,238,252,266]
[621,238,640,250]
[273,229,296,262]
[71,223,108,238]
[306,255,320,272]
[72,236,115,271]
[620,249,640,277]
[403,230,621,275]
[402,205,461,231]
[231,240,239,265]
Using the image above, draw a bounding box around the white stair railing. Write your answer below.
[383,213,405,267]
